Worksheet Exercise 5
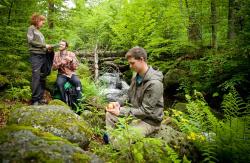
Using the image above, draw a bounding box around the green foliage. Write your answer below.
[177,49,250,99]
[171,91,220,134]
[0,0,249,161]
[222,87,249,118]
[199,143,218,163]
[4,86,31,101]
[0,75,9,87]
[214,117,250,162]
[171,90,250,162]
[92,116,183,163]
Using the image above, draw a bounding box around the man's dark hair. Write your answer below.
[125,46,147,62]
[61,39,68,48]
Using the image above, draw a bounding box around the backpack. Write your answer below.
[41,50,55,77]
[53,81,77,108]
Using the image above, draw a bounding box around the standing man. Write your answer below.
[27,13,52,105]
[105,46,164,142]
[52,40,82,104]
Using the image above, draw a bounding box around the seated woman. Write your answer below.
[52,40,82,105]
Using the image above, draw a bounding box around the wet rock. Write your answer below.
[98,73,129,102]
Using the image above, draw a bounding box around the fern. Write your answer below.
[222,87,249,119]
[4,86,31,101]
[213,88,249,162]
[185,93,219,132]
[200,143,218,163]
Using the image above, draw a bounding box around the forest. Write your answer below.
[0,0,249,162]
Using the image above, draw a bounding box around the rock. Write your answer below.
[153,124,186,145]
[173,102,187,113]
[163,69,186,89]
[7,105,92,149]
[0,125,103,163]
[48,99,70,107]
[153,124,197,159]
[98,73,129,102]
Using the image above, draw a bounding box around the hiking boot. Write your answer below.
[103,133,109,144]
[32,101,39,105]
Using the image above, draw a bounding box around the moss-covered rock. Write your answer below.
[173,102,187,113]
[7,105,92,148]
[0,125,102,163]
[48,99,70,107]
[163,68,187,89]
[153,124,197,159]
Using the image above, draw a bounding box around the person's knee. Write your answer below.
[106,111,116,121]
[56,79,65,88]
[105,111,111,119]
[72,79,81,87]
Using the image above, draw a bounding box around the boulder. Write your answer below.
[7,105,92,149]
[98,73,129,102]
[0,125,102,163]
[163,68,186,89]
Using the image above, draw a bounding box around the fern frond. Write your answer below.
[222,87,248,119]
[201,143,218,163]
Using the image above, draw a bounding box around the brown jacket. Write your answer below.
[27,25,47,54]
[52,51,79,78]
[120,67,164,126]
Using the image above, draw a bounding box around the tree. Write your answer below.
[185,0,202,44]
[211,0,217,50]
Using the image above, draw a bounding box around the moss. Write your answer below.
[7,106,93,147]
[0,125,67,143]
[0,74,9,87]
[48,99,70,108]
[72,152,91,162]
[22,151,54,162]
[0,125,95,162]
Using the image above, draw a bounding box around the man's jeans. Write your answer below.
[31,54,46,103]
[56,74,82,103]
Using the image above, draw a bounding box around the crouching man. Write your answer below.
[104,46,164,143]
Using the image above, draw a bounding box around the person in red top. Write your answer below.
[52,40,82,103]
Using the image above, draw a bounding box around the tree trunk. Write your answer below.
[179,0,183,15]
[185,0,202,44]
[7,0,14,25]
[94,43,99,81]
[228,0,236,40]
[48,0,55,29]
[211,0,217,50]
[228,0,243,41]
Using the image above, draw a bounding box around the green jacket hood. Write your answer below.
[143,66,163,83]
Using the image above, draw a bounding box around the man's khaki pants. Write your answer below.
[106,111,160,137]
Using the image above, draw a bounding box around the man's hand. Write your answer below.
[61,59,67,65]
[64,56,73,62]
[46,44,52,50]
[106,102,120,116]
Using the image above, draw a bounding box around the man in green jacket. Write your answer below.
[105,46,164,142]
